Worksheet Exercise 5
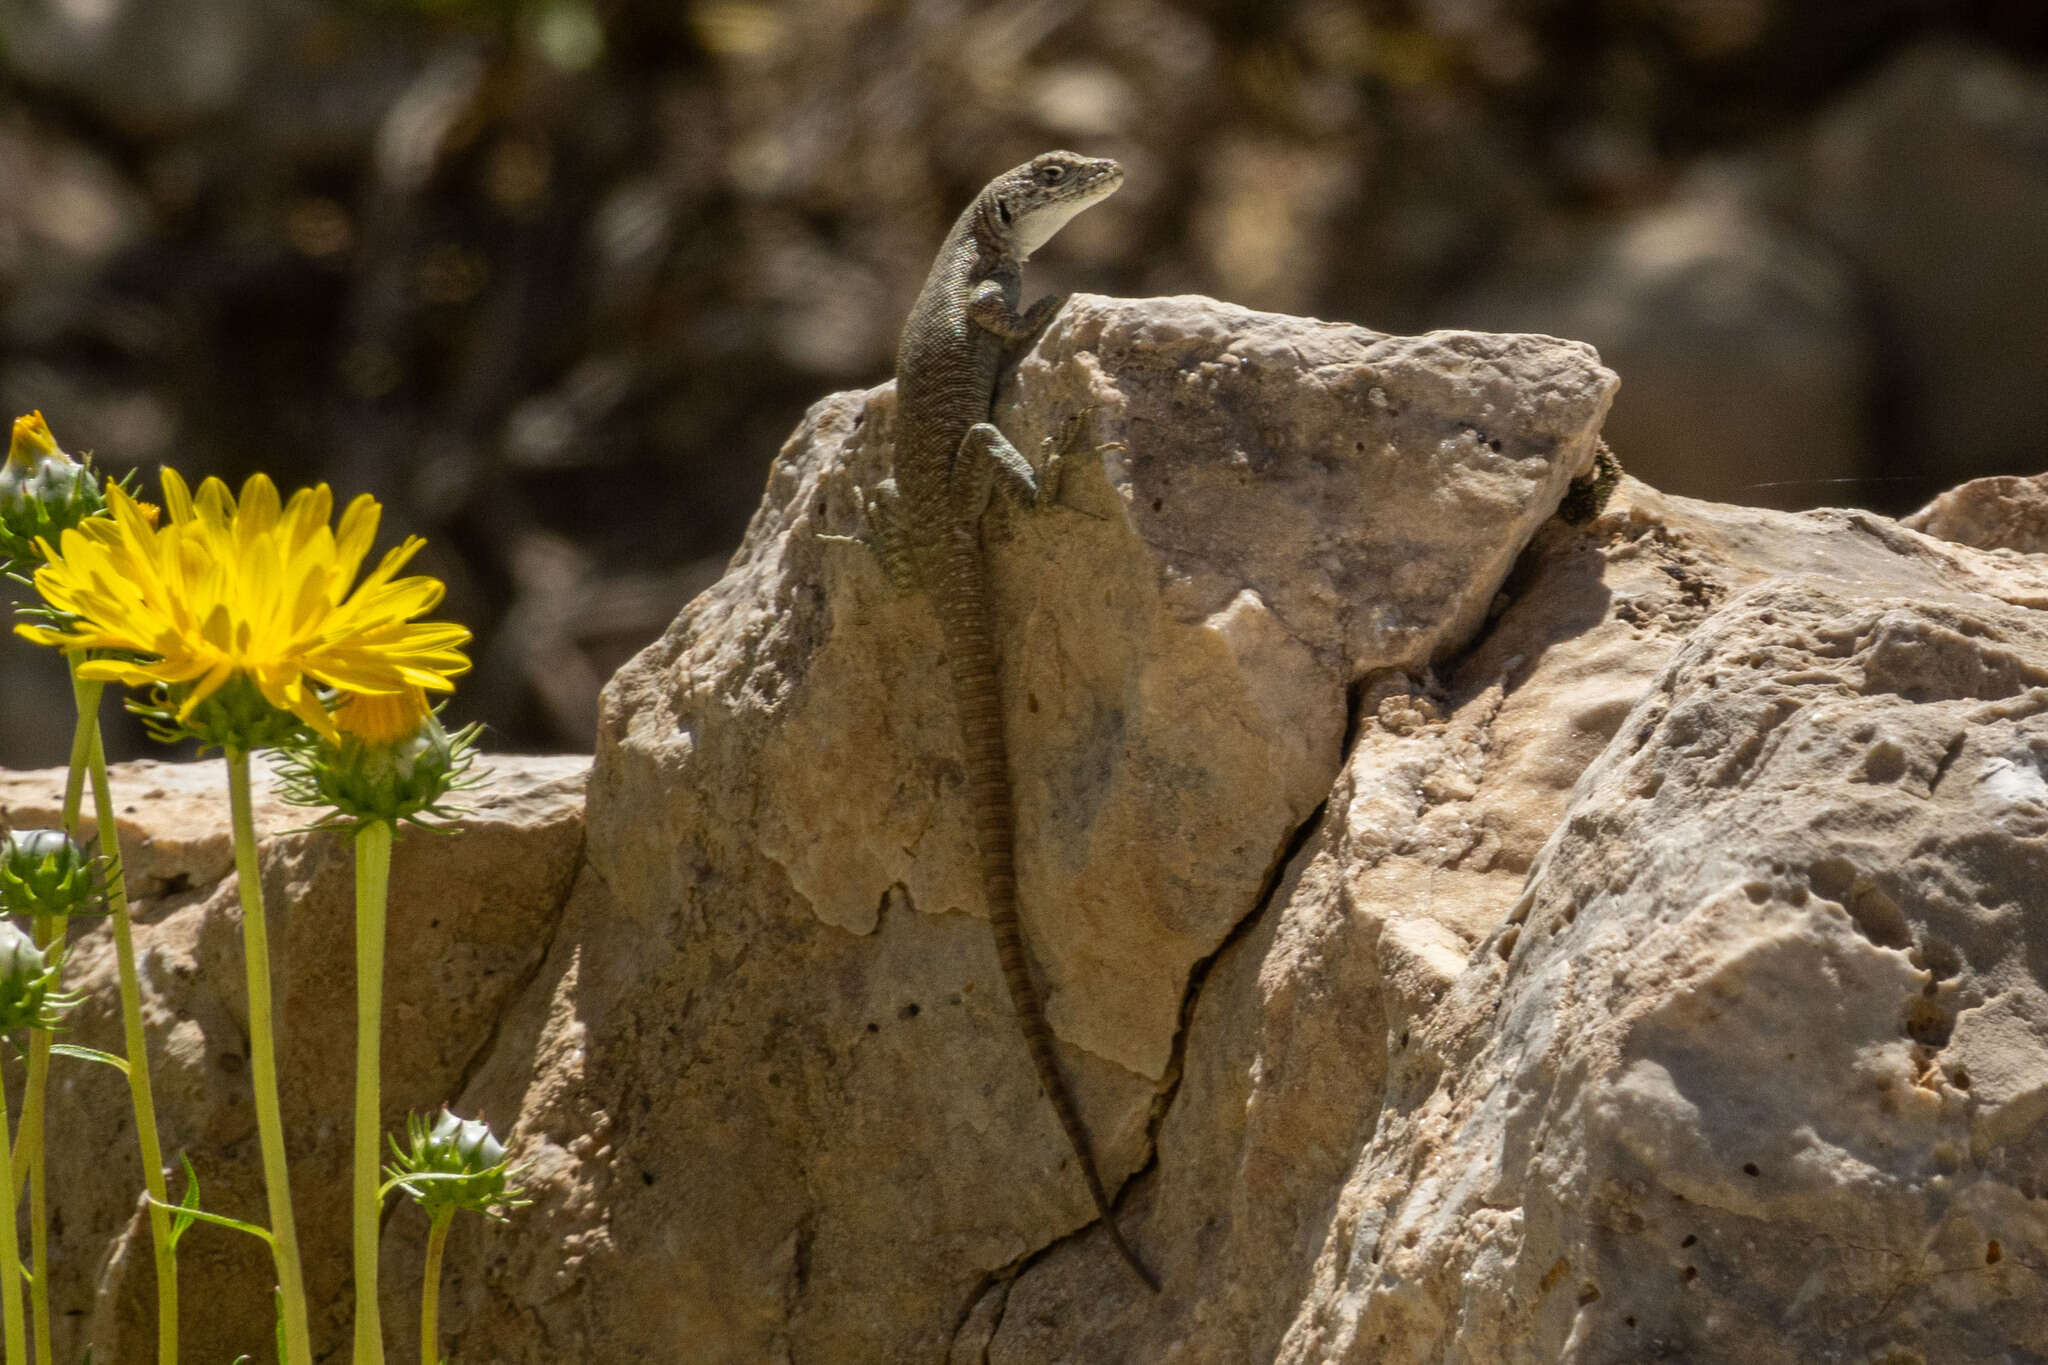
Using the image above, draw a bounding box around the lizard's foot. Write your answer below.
[1036,405,1125,511]
[819,480,918,592]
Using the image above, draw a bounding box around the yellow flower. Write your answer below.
[7,412,62,469]
[16,468,471,744]
[334,685,434,747]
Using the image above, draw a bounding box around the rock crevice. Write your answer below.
[18,293,2048,1363]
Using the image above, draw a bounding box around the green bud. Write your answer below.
[132,675,311,755]
[387,1109,528,1220]
[0,412,108,571]
[277,693,480,826]
[0,828,105,918]
[0,920,74,1033]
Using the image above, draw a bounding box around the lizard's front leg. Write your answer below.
[951,422,1062,519]
[966,280,1066,343]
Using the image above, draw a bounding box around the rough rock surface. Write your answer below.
[420,294,1612,1362]
[0,755,587,1364]
[14,292,2048,1362]
[1905,473,2048,556]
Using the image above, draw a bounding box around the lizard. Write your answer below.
[847,150,1156,1291]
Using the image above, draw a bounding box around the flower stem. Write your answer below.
[419,1207,452,1365]
[351,820,393,1365]
[24,1006,53,1365]
[225,750,312,1365]
[13,663,103,1365]
[84,679,178,1365]
[0,1050,28,1365]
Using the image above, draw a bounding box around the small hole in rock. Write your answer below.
[1743,1163,1760,1177]
[898,1003,921,1020]
[1987,1240,2003,1265]
[1905,997,1954,1048]
[1680,1234,1697,1248]
[1681,1266,1697,1284]
[1577,1284,1600,1306]
[865,1022,879,1034]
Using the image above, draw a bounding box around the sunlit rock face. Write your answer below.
[25,293,2048,1364]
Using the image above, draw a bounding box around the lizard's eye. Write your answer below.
[1038,165,1067,185]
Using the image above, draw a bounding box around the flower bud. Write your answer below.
[279,689,478,825]
[0,828,105,918]
[0,412,107,570]
[0,920,72,1033]
[387,1109,527,1219]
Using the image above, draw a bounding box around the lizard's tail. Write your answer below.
[934,532,1162,1294]
[990,903,1163,1294]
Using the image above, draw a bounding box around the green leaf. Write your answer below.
[145,1188,273,1250]
[48,1043,128,1075]
[168,1153,202,1251]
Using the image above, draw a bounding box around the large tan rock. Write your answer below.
[0,754,587,1363]
[1263,492,2048,1363]
[431,293,1614,1359]
[16,292,2048,1363]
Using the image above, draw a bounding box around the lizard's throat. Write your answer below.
[1012,183,1117,260]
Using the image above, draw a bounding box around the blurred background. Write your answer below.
[2,0,2045,765]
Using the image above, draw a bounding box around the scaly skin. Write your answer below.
[870,151,1155,1290]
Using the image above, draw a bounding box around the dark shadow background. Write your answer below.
[3,0,2045,765]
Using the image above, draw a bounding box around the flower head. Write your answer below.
[277,686,482,826]
[0,828,106,919]
[0,920,77,1033]
[387,1109,528,1221]
[16,469,471,748]
[7,412,59,467]
[0,412,110,571]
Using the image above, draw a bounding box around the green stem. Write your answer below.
[24,1023,50,1365]
[351,820,393,1365]
[13,665,102,1365]
[86,687,178,1364]
[60,669,99,830]
[0,1051,29,1365]
[419,1208,452,1365]
[225,750,312,1365]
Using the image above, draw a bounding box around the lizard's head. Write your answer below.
[988,151,1124,260]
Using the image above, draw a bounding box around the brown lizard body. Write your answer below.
[856,150,1154,1290]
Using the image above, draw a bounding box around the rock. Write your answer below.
[24,293,2048,1362]
[1903,472,2048,555]
[1260,490,2048,1363]
[430,294,1613,1359]
[0,755,588,1363]
[1453,168,1875,510]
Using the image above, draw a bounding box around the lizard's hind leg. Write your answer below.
[818,477,920,592]
[954,421,1059,515]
